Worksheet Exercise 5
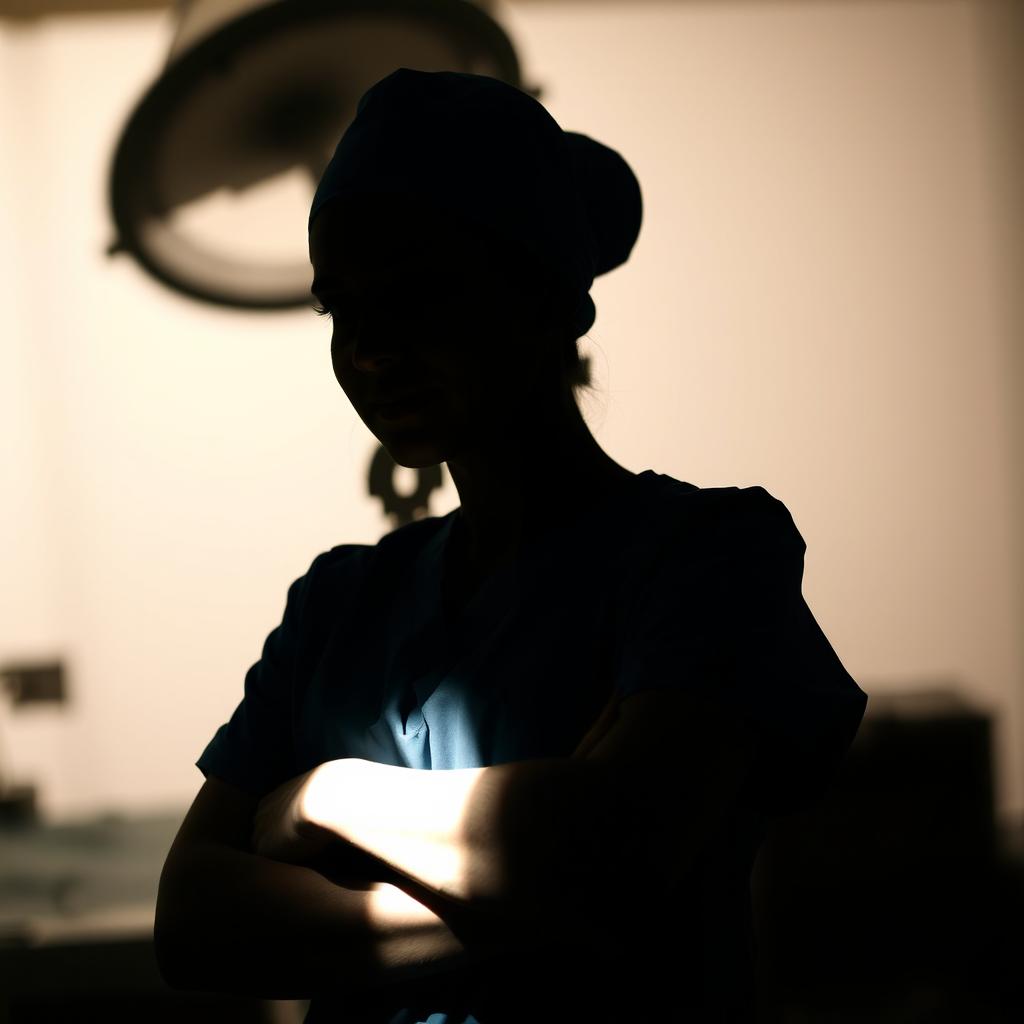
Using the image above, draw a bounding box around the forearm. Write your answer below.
[309,757,627,944]
[154,840,530,1001]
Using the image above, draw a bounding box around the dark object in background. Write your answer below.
[106,0,526,310]
[0,661,66,705]
[750,686,1024,1023]
[0,660,67,825]
[0,784,37,825]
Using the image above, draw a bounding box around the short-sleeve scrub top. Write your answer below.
[196,469,869,1024]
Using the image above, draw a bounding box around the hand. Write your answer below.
[251,762,340,864]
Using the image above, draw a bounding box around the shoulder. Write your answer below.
[631,477,806,573]
[299,512,453,599]
[698,484,805,558]
[304,512,446,580]
[290,542,374,603]
[274,541,374,629]
[651,473,796,525]
[307,540,375,580]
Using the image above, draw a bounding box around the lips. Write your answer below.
[373,388,437,411]
[373,390,440,420]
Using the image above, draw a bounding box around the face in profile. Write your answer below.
[309,195,562,470]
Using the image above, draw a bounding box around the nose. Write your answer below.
[341,290,407,371]
[350,329,400,372]
[346,313,413,374]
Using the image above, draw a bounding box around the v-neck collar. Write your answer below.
[371,469,669,763]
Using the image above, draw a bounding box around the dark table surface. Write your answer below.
[0,809,184,949]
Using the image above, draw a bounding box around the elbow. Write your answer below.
[154,858,215,992]
[153,901,241,995]
[153,924,190,991]
[153,872,193,991]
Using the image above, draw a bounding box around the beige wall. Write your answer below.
[1,0,1020,823]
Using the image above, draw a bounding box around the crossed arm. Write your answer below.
[255,687,759,949]
[156,687,757,998]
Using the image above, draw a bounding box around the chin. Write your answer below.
[379,437,449,470]
[367,406,463,469]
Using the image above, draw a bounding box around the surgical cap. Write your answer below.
[308,67,642,340]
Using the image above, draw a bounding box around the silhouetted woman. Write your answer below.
[156,68,868,1024]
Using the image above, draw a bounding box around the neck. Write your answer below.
[444,399,634,571]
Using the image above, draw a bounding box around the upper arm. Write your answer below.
[158,776,258,926]
[194,545,366,800]
[165,775,261,861]
[155,775,260,975]
[577,687,759,890]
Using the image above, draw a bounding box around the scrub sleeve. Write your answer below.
[612,485,866,817]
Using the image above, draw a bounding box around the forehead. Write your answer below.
[309,194,492,290]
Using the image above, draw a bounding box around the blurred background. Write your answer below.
[0,0,1021,1021]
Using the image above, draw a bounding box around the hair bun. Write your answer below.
[564,132,643,277]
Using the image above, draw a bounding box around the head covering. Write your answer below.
[308,68,642,340]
